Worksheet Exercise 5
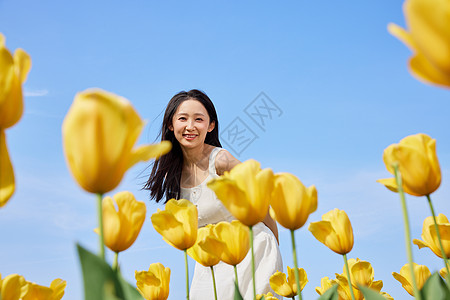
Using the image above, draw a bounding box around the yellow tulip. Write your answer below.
[0,33,31,129]
[392,263,431,296]
[334,274,363,300]
[212,220,249,266]
[270,173,317,230]
[388,0,450,88]
[151,199,197,250]
[62,88,171,194]
[0,273,27,300]
[440,262,450,279]
[269,266,307,298]
[95,191,146,252]
[0,131,14,207]
[22,279,66,300]
[0,33,31,207]
[346,258,383,292]
[256,292,278,300]
[377,133,441,197]
[135,263,170,300]
[413,214,450,258]
[308,209,354,255]
[315,277,337,296]
[207,159,274,227]
[187,224,225,267]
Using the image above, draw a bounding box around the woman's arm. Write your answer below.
[215,149,279,242]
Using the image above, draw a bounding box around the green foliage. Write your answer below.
[234,281,244,300]
[359,285,386,300]
[317,284,339,300]
[420,272,450,300]
[77,244,144,300]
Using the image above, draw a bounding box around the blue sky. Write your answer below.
[1,0,450,299]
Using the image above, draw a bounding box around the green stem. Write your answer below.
[394,164,422,300]
[210,266,218,300]
[290,229,303,300]
[234,265,239,289]
[249,226,256,300]
[96,193,105,260]
[426,195,450,288]
[184,250,190,300]
[343,254,356,300]
[112,252,119,272]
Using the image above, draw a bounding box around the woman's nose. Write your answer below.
[186,120,195,130]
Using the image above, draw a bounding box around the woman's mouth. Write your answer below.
[183,134,197,140]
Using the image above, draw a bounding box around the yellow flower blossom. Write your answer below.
[388,0,450,88]
[269,266,307,298]
[212,220,249,266]
[0,33,31,207]
[308,209,354,255]
[377,133,441,196]
[135,263,170,300]
[270,173,317,230]
[151,199,197,250]
[187,224,225,267]
[207,159,274,226]
[95,191,146,252]
[413,214,450,258]
[392,263,431,296]
[62,88,171,194]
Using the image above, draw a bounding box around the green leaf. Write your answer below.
[117,272,144,300]
[317,284,339,300]
[359,285,387,300]
[77,244,143,300]
[234,281,244,300]
[420,272,450,300]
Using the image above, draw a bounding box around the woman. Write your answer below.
[145,89,282,299]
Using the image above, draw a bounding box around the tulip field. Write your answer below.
[1,0,450,299]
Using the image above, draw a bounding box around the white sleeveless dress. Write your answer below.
[180,147,283,300]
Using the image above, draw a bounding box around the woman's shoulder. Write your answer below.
[214,148,240,175]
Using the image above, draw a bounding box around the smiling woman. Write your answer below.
[144,89,283,299]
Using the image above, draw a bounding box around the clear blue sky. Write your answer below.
[1,0,450,299]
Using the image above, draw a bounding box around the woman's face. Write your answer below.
[169,99,215,149]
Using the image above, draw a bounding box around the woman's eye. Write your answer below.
[196,118,203,121]
[179,117,186,121]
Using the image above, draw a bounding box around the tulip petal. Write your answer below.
[405,0,450,74]
[49,279,66,300]
[0,131,15,207]
[376,178,399,193]
[370,280,383,292]
[101,196,121,250]
[151,210,186,249]
[392,272,414,296]
[0,38,15,107]
[1,274,27,300]
[207,177,251,224]
[429,222,450,257]
[308,220,339,251]
[127,141,172,169]
[13,49,31,84]
[409,53,450,88]
[388,23,417,50]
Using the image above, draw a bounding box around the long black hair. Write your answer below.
[144,89,221,203]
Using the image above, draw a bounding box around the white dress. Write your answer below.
[181,147,283,300]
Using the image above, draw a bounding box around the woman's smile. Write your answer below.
[183,134,198,140]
